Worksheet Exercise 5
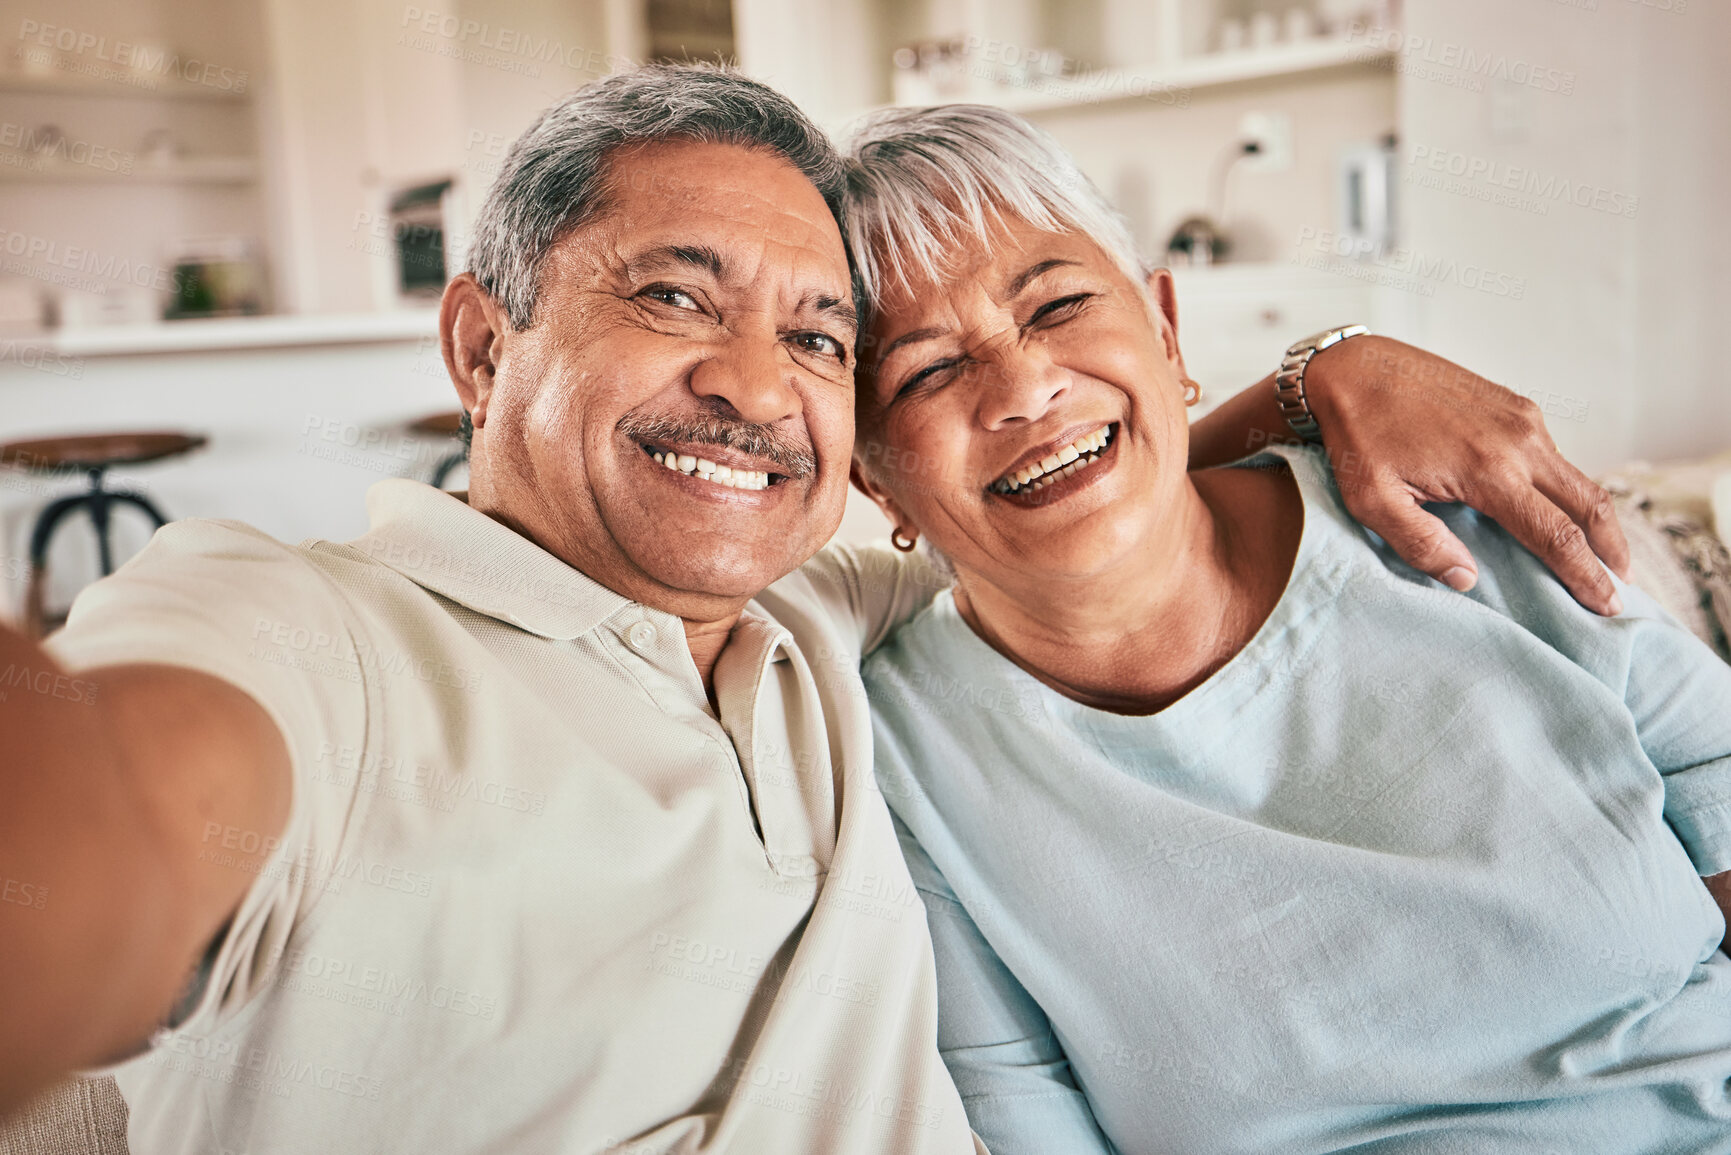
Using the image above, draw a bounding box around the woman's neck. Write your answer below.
[952,466,1302,715]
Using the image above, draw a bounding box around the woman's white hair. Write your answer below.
[840,104,1149,323]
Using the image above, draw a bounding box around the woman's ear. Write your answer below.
[849,457,911,532]
[1143,268,1191,382]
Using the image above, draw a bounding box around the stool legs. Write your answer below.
[430,449,467,489]
[22,482,171,636]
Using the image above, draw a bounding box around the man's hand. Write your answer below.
[1303,336,1629,616]
[1188,335,1630,617]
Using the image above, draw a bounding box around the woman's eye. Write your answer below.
[794,331,844,359]
[1028,293,1095,326]
[896,357,961,398]
[642,285,700,311]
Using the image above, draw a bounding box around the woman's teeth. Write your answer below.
[992,425,1113,495]
[650,448,771,490]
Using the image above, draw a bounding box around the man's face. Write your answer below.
[466,139,859,617]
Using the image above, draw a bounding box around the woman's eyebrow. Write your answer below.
[878,326,948,362]
[1004,258,1081,298]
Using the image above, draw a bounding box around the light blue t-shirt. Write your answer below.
[863,446,1731,1155]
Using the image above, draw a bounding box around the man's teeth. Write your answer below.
[650,449,771,490]
[993,426,1113,494]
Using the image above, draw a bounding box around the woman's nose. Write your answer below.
[974,346,1068,430]
[688,333,800,426]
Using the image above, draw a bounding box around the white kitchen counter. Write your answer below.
[28,310,439,357]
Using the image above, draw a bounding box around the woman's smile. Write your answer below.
[986,421,1121,508]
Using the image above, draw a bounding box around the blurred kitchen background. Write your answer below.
[1,0,1728,628]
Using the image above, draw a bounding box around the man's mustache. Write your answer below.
[617,410,817,479]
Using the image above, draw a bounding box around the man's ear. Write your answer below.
[440,273,509,430]
[849,457,910,532]
[1143,267,1191,382]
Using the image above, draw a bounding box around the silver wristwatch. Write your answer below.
[1274,324,1370,444]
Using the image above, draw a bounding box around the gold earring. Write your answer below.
[891,528,918,553]
[1182,377,1203,407]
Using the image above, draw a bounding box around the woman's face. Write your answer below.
[856,215,1194,587]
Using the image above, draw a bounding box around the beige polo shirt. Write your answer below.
[47,478,973,1155]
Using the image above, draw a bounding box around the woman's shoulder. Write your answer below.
[1255,443,1688,684]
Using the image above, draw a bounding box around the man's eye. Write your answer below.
[1028,293,1095,326]
[642,285,700,311]
[793,331,844,359]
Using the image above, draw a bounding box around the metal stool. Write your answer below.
[2,431,207,637]
[407,411,467,489]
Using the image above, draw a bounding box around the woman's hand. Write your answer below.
[1302,336,1629,616]
[1188,335,1630,616]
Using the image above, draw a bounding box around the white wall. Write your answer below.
[1030,69,1397,265]
[1398,0,1731,475]
[258,0,615,314]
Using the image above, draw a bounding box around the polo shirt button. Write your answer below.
[628,621,657,649]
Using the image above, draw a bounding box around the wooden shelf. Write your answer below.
[0,155,258,184]
[0,70,250,103]
[906,38,1394,115]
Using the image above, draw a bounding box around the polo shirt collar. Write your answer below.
[351,478,631,640]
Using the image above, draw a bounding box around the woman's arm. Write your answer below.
[892,817,1113,1155]
[1188,335,1630,617]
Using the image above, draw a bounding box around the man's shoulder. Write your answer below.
[122,516,401,592]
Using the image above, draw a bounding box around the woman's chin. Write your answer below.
[966,513,1149,590]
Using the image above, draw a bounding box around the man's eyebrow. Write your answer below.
[627,243,727,279]
[806,293,859,333]
[1005,258,1081,298]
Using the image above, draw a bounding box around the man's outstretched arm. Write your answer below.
[0,623,289,1116]
[1188,335,1630,617]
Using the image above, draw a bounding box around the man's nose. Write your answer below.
[688,332,801,426]
[974,345,1068,430]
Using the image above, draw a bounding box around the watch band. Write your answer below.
[1274,324,1370,444]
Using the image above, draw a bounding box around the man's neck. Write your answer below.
[466,488,749,702]
[681,613,740,704]
[951,468,1300,715]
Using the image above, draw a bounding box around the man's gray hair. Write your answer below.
[840,104,1148,316]
[467,62,851,332]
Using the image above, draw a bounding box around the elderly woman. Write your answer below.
[842,105,1731,1155]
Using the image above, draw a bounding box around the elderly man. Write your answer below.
[1,65,1625,1153]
